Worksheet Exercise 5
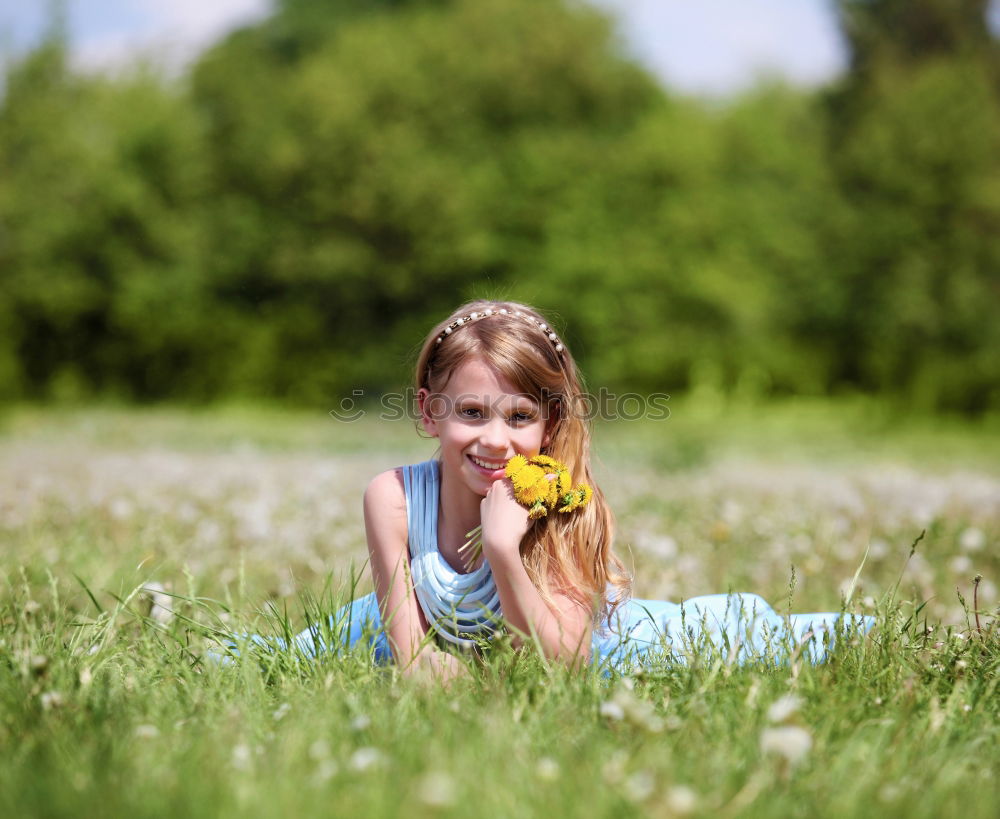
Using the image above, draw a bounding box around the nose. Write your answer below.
[479,416,509,454]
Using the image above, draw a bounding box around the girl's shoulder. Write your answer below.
[364,460,439,526]
[364,460,437,498]
[364,466,407,510]
[363,467,409,550]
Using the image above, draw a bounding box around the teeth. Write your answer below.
[471,456,505,470]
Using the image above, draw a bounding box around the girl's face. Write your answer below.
[420,357,551,499]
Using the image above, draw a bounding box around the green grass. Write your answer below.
[1,404,998,818]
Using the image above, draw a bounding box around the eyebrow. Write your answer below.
[455,397,539,413]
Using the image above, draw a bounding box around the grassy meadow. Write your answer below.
[1,402,998,818]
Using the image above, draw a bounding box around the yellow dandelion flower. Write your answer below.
[532,454,561,470]
[558,492,578,513]
[528,502,548,519]
[508,462,537,489]
[504,455,529,480]
[555,469,570,495]
[545,477,561,507]
[512,465,546,497]
[520,478,551,506]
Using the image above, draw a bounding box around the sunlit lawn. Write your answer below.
[2,402,997,818]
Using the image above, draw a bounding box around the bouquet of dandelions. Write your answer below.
[458,454,592,565]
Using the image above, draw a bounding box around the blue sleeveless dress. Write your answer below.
[280,460,873,670]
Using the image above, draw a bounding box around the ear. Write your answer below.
[417,388,439,438]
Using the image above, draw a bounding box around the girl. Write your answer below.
[364,299,627,678]
[249,300,871,676]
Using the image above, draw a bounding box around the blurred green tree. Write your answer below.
[1,0,997,411]
[189,0,661,400]
[837,0,999,71]
[0,42,219,400]
[827,0,1000,411]
[526,85,847,397]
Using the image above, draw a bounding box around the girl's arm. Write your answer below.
[487,550,593,665]
[364,469,465,681]
[480,479,592,666]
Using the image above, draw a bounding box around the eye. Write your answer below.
[460,407,483,419]
[510,411,534,424]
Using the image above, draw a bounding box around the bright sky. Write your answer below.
[1,1,998,96]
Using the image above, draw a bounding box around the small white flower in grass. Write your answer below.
[272,702,291,721]
[416,771,456,807]
[134,724,159,739]
[600,685,664,732]
[869,539,889,559]
[350,714,371,732]
[642,534,677,559]
[962,704,972,713]
[622,770,655,803]
[39,691,63,710]
[760,725,813,767]
[959,527,984,552]
[349,747,384,773]
[308,739,331,760]
[766,695,803,725]
[30,654,48,674]
[109,497,133,520]
[79,666,93,687]
[949,555,973,575]
[143,582,174,627]
[231,743,252,771]
[601,751,628,785]
[536,757,560,781]
[313,759,339,783]
[665,785,698,815]
[600,700,625,721]
[629,703,664,733]
[23,600,41,616]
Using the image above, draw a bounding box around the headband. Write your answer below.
[435,306,565,354]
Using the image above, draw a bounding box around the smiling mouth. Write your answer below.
[468,455,507,471]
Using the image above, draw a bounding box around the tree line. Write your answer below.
[1,0,998,411]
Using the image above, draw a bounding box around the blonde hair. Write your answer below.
[414,299,631,622]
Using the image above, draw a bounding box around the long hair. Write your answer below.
[414,299,631,622]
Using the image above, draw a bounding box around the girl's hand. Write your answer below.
[408,649,468,687]
[480,477,532,558]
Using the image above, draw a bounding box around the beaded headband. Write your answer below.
[435,306,565,354]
